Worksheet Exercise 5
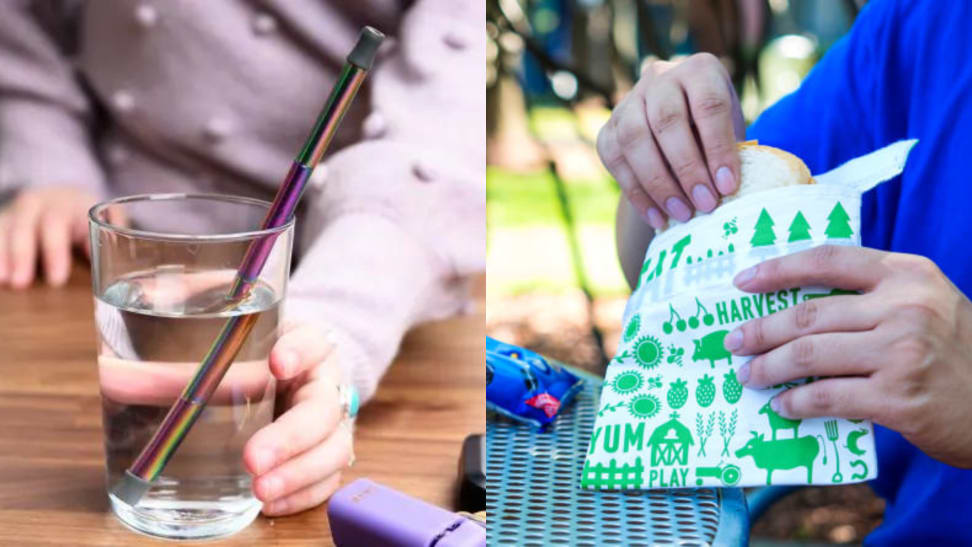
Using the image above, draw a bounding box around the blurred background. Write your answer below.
[485,0,884,543]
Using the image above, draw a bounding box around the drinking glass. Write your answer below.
[88,194,293,539]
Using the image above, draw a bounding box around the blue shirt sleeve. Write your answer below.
[746,0,901,174]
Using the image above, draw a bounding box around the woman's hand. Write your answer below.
[0,186,104,288]
[725,245,972,468]
[596,53,745,229]
[243,322,355,516]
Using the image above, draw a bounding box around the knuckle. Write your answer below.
[809,244,839,270]
[692,93,730,119]
[791,338,815,369]
[900,254,940,279]
[615,117,651,149]
[893,331,935,368]
[807,384,834,412]
[747,318,767,349]
[669,156,704,182]
[689,52,720,68]
[648,102,685,135]
[794,301,819,331]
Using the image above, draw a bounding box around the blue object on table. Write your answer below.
[486,337,583,429]
[487,364,749,546]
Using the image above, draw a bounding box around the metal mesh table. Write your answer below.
[487,367,748,546]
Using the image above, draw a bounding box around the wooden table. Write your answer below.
[0,267,484,546]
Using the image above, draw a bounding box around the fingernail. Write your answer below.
[645,208,666,230]
[771,396,789,417]
[715,166,736,194]
[734,265,757,286]
[724,328,743,352]
[665,197,691,222]
[691,185,717,212]
[736,362,751,385]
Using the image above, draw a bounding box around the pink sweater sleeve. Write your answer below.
[0,3,106,197]
[284,0,485,401]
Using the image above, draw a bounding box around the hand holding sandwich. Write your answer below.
[726,245,972,469]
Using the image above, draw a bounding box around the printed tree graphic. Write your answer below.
[750,208,776,247]
[825,202,853,239]
[787,211,812,242]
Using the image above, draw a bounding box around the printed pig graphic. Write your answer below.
[735,432,824,485]
[692,330,732,368]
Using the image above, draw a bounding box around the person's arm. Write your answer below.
[284,0,485,402]
[0,3,107,287]
[615,198,655,290]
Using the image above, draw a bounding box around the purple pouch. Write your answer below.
[328,478,485,547]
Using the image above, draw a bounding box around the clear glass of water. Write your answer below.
[88,194,293,540]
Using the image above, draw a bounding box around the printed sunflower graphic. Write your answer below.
[633,335,664,370]
[610,370,644,395]
[623,314,641,342]
[628,393,661,419]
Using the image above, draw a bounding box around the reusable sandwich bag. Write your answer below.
[582,140,917,489]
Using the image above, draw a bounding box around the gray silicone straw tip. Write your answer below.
[111,470,153,506]
[347,26,385,70]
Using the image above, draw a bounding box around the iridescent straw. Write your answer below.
[112,27,385,506]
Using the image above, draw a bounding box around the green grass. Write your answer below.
[486,166,619,228]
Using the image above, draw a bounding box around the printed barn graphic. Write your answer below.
[648,414,694,466]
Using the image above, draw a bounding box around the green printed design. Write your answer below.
[825,420,843,483]
[692,330,732,368]
[722,369,743,404]
[718,409,738,457]
[633,335,664,370]
[695,412,716,457]
[825,202,853,238]
[759,400,801,440]
[695,463,741,486]
[667,379,688,409]
[648,413,694,466]
[628,394,661,419]
[597,401,626,417]
[582,457,644,489]
[696,375,716,407]
[850,459,868,480]
[666,345,685,366]
[787,211,812,242]
[735,431,826,485]
[751,208,776,247]
[845,428,869,457]
[623,314,641,342]
[722,217,738,238]
[646,375,663,390]
[610,370,644,395]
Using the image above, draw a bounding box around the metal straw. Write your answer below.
[112,27,385,506]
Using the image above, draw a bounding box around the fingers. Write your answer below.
[679,61,740,195]
[8,198,42,289]
[739,331,884,389]
[261,473,342,517]
[252,420,351,503]
[646,78,719,214]
[243,377,342,476]
[595,122,662,228]
[598,53,743,226]
[725,295,883,356]
[771,377,882,421]
[734,245,891,293]
[39,210,72,286]
[269,323,335,380]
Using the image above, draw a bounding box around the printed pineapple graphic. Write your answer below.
[723,369,743,404]
[667,379,688,410]
[696,375,716,408]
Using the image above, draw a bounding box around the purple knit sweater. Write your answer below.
[0,1,485,401]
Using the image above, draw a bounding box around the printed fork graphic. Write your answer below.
[825,420,843,483]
